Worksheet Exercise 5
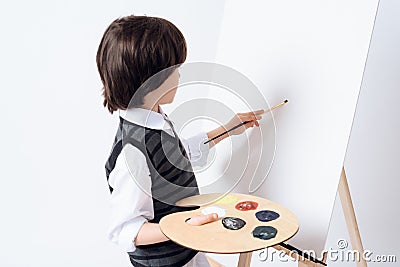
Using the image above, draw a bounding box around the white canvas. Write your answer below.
[197,0,379,255]
[342,0,400,265]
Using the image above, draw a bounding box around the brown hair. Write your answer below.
[96,15,187,113]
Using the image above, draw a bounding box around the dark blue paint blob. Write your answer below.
[255,210,280,222]
[252,226,278,240]
[222,217,246,230]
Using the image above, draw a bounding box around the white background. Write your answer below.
[0,1,224,266]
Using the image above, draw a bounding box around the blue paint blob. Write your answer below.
[255,210,280,222]
[252,226,278,240]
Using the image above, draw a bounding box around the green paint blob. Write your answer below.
[252,226,277,240]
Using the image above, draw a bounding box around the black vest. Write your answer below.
[105,117,200,267]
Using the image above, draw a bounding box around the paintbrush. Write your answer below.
[203,100,289,145]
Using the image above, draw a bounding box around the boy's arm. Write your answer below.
[180,110,263,167]
[207,110,263,147]
[135,214,219,246]
[108,144,154,252]
[135,222,169,245]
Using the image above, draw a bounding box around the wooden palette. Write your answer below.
[159,193,299,254]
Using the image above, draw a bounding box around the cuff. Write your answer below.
[184,132,210,167]
[117,216,148,253]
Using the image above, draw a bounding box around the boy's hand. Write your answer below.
[206,109,264,147]
[224,109,264,136]
[186,213,219,226]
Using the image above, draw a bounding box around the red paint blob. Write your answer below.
[235,201,258,211]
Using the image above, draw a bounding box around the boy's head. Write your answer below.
[96,15,187,113]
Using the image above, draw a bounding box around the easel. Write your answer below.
[207,167,367,267]
[337,167,367,267]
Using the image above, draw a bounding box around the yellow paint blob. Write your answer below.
[216,194,238,204]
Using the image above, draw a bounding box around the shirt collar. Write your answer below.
[119,106,174,135]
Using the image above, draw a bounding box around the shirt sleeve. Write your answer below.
[181,132,210,168]
[107,144,154,253]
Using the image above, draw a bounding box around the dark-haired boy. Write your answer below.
[97,15,262,267]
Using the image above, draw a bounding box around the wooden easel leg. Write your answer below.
[298,259,317,267]
[238,252,252,267]
[206,255,224,267]
[338,167,367,267]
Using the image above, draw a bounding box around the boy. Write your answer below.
[96,15,262,267]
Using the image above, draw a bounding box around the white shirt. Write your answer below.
[107,107,211,267]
